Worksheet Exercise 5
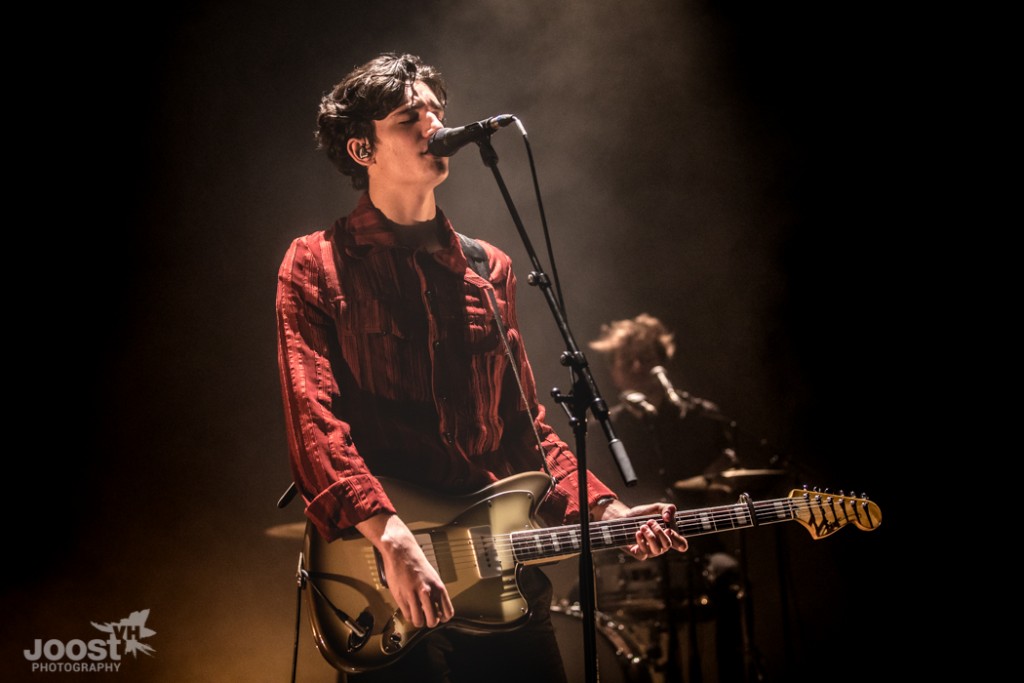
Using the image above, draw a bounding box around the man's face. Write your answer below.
[367,80,449,191]
[610,347,661,397]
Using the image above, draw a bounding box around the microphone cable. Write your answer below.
[511,117,567,319]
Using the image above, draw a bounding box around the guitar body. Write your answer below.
[303,472,553,673]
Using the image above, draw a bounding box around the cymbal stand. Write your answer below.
[737,527,765,682]
[658,553,685,683]
[685,555,704,683]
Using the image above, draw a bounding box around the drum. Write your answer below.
[593,550,715,619]
[594,551,664,614]
[550,603,653,683]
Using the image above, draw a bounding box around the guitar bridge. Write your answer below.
[470,526,501,578]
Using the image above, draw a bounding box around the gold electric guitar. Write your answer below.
[301,472,881,673]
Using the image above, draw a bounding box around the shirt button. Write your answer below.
[433,340,441,349]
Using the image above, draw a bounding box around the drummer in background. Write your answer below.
[588,313,745,683]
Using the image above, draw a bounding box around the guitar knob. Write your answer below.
[381,626,403,654]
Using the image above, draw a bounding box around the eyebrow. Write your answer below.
[388,94,445,120]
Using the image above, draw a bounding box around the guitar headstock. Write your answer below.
[787,488,882,540]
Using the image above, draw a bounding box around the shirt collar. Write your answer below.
[336,193,469,275]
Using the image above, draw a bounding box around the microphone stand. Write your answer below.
[474,135,636,683]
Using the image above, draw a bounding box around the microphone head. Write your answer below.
[427,115,516,157]
[622,391,658,418]
[426,127,457,156]
[489,114,515,129]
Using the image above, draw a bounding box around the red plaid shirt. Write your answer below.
[276,194,615,540]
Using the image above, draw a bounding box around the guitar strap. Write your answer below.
[457,232,489,281]
[458,233,554,484]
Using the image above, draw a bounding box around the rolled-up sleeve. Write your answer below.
[276,235,395,540]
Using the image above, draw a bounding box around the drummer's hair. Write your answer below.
[588,313,676,365]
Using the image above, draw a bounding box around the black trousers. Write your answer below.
[341,568,568,683]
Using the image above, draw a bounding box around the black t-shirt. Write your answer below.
[591,401,734,507]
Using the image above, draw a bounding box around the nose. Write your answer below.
[424,112,444,136]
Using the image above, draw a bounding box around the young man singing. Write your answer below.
[276,53,687,682]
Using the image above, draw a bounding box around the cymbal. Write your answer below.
[674,468,788,494]
[716,468,787,481]
[672,475,732,494]
[264,521,306,540]
[714,468,788,494]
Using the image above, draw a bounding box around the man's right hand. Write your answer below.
[356,513,454,628]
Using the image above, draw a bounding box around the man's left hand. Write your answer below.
[593,500,688,560]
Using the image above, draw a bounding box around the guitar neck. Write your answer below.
[510,496,797,564]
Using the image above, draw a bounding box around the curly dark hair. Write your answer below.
[589,314,677,367]
[316,53,447,190]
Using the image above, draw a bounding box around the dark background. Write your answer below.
[4,1,920,680]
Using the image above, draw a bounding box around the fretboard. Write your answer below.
[509,497,800,564]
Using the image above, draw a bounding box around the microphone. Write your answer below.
[622,391,658,419]
[650,366,688,415]
[427,115,515,157]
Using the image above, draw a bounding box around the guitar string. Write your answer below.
[495,498,870,553]
[431,504,792,566]
[358,496,870,567]
[433,520,878,573]
[435,505,801,570]
[434,499,829,563]
[433,495,867,551]
[421,497,874,566]
[370,499,872,573]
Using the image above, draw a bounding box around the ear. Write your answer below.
[346,138,373,166]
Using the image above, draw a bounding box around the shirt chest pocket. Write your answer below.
[333,295,430,397]
[335,295,426,339]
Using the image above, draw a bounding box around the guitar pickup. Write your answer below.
[412,532,457,584]
[470,526,501,578]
